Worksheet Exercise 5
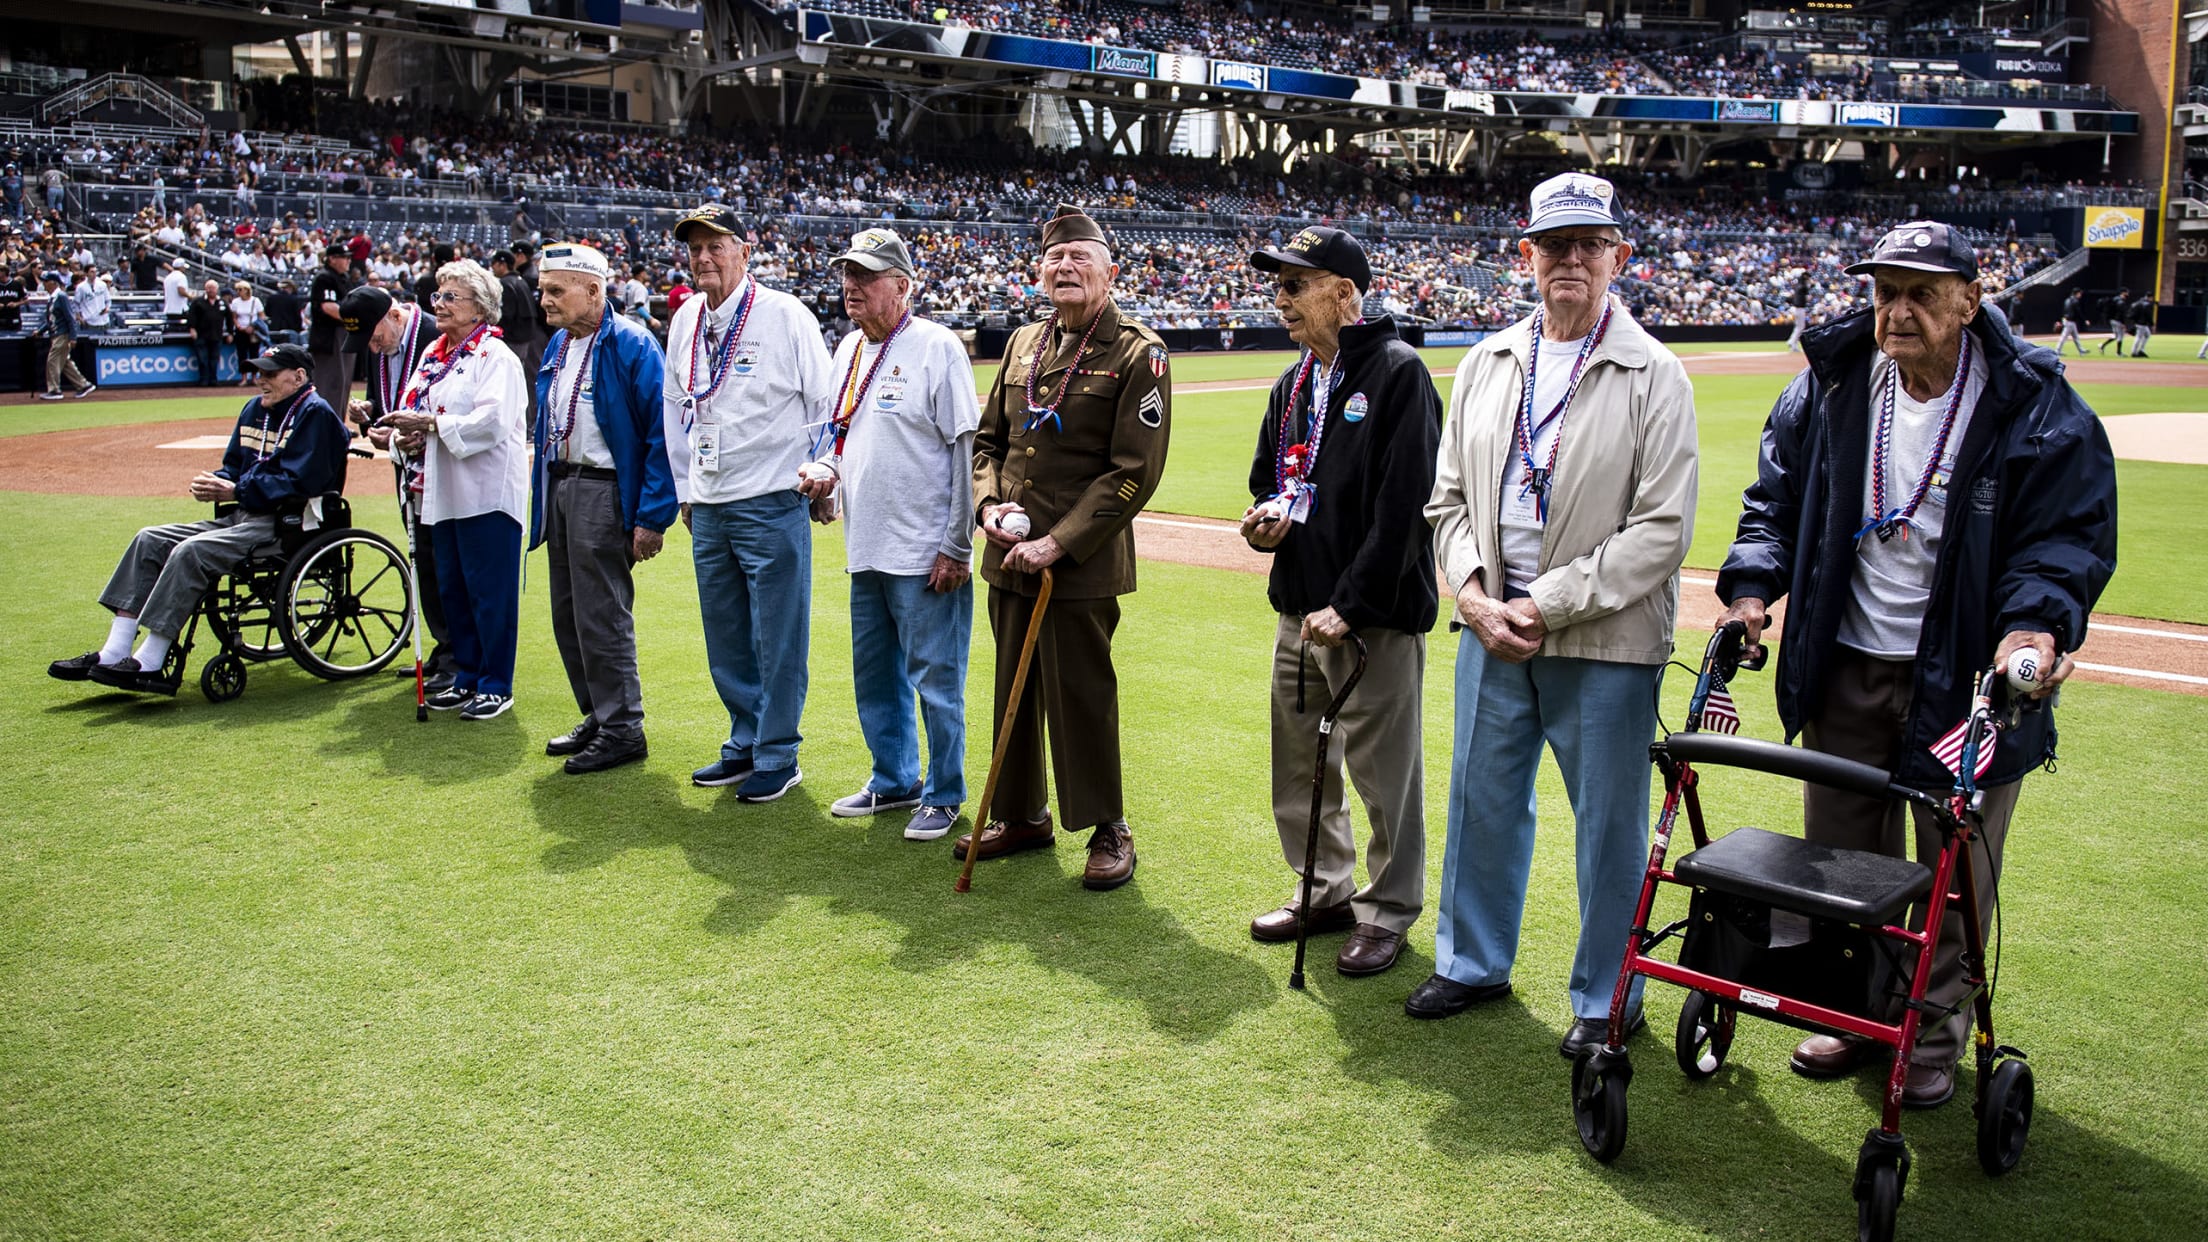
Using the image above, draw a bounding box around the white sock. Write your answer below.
[99,615,139,664]
[132,633,172,669]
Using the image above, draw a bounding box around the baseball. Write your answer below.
[2007,651,2043,693]
[1000,510,1032,539]
[1253,496,1293,525]
[799,461,837,484]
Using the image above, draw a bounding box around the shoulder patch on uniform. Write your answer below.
[1137,387,1164,428]
[1147,344,1168,378]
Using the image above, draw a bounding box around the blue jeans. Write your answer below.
[690,491,811,769]
[1433,633,1661,1021]
[430,512,522,698]
[850,570,972,807]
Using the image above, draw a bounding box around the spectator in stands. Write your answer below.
[188,279,228,388]
[308,244,358,406]
[37,271,95,401]
[40,165,63,214]
[1,164,22,219]
[129,243,159,293]
[383,259,531,723]
[0,264,26,334]
[161,258,191,329]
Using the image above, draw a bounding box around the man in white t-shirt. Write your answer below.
[662,203,838,804]
[796,228,980,842]
[161,259,191,327]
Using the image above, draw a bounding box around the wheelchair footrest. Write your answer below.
[1673,827,1932,927]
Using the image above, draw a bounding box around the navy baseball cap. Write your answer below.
[1251,226,1372,294]
[1844,221,1980,281]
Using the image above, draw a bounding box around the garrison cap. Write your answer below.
[1039,204,1111,255]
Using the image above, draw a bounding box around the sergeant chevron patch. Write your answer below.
[1137,388,1164,428]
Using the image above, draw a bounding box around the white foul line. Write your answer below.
[2074,662,2208,687]
[2091,622,2208,644]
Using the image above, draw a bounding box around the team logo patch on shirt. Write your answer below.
[1148,345,1168,378]
[1343,392,1369,422]
[1137,387,1164,428]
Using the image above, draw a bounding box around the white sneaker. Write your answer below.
[904,805,959,841]
[460,693,513,721]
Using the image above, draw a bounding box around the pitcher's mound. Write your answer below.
[2102,413,2208,465]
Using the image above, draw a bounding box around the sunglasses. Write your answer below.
[429,290,475,305]
[1275,275,1336,297]
[1532,235,1621,260]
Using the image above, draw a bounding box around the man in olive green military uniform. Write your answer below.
[956,205,1172,890]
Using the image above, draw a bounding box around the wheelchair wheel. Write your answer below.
[1571,1049,1630,1163]
[278,529,415,680]
[202,567,286,661]
[200,653,247,703]
[1976,1058,2033,1177]
[1675,991,1735,1080]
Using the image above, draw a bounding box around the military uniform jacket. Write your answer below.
[975,301,1171,600]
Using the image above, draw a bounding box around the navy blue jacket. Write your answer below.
[529,310,676,549]
[1714,303,2117,790]
[215,388,351,514]
[45,289,78,338]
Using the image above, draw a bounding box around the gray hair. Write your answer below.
[436,258,501,321]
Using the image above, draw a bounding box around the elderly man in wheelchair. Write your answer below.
[49,343,407,700]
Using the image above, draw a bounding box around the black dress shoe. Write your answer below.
[1403,973,1513,1020]
[1558,1011,1646,1060]
[546,717,600,756]
[87,657,180,696]
[48,651,106,681]
[1250,900,1356,943]
[565,730,647,775]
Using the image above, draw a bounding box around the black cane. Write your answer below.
[1290,633,1368,991]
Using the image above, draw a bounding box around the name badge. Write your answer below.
[1288,480,1316,524]
[877,379,907,408]
[1501,471,1544,529]
[694,425,721,472]
[731,340,759,376]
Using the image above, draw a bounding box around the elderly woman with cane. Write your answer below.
[384,258,530,721]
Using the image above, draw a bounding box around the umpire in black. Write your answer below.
[307,243,356,404]
[1239,226,1442,978]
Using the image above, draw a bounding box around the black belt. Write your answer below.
[549,462,619,482]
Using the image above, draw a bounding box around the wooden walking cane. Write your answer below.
[956,566,1055,894]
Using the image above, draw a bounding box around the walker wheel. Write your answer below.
[1675,991,1735,1081]
[1854,1147,1905,1242]
[200,654,246,703]
[1572,1049,1630,1163]
[1975,1058,2034,1177]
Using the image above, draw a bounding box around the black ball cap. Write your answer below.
[340,286,395,351]
[1843,221,1980,281]
[248,343,315,375]
[1251,226,1372,294]
[324,243,351,259]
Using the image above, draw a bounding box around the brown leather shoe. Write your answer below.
[1081,821,1136,890]
[951,812,1055,862]
[1902,1062,1956,1110]
[1790,1033,1883,1079]
[1335,923,1404,976]
[1250,900,1356,943]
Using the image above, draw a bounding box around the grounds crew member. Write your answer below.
[342,284,453,693]
[1716,221,2117,1108]
[1421,173,1698,1058]
[797,228,982,842]
[308,243,357,405]
[960,204,1171,891]
[528,242,674,774]
[1240,226,1441,977]
[49,344,349,693]
[661,204,837,803]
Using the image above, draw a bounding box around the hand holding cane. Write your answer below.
[956,566,1055,894]
[1291,632,1368,990]
[390,439,428,722]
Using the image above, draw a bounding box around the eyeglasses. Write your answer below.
[429,290,474,305]
[1531,235,1620,260]
[1275,275,1336,297]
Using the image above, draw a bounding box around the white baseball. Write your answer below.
[799,461,837,484]
[2007,651,2043,694]
[1254,496,1292,525]
[1000,510,1032,539]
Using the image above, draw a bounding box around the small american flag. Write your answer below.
[1700,686,1741,735]
[1931,717,1998,780]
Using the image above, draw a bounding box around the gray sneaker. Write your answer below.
[904,805,959,841]
[831,785,922,818]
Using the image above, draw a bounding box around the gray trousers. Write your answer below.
[1268,615,1427,935]
[99,512,278,640]
[312,348,352,408]
[1802,647,2018,1069]
[547,472,643,736]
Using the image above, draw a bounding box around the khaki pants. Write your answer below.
[1268,616,1426,935]
[46,335,88,394]
[1803,647,2018,1069]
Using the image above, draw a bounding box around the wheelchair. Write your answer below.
[161,495,417,702]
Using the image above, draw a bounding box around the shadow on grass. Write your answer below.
[40,657,393,727]
[528,770,1277,1043]
[321,678,529,783]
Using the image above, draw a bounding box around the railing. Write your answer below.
[36,73,203,129]
[1986,244,2086,304]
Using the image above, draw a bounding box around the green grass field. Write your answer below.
[3,349,2205,1240]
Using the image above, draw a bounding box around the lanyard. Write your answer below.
[1270,350,1343,498]
[548,312,613,454]
[681,281,754,428]
[1515,301,1613,522]
[1021,310,1104,434]
[822,311,911,460]
[375,306,424,417]
[400,321,492,413]
[1856,332,1972,544]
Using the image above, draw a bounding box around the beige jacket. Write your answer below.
[1426,297,1698,665]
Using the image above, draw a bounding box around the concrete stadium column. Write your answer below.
[2077,0,2183,300]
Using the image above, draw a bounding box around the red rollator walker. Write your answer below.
[1570,621,2035,1242]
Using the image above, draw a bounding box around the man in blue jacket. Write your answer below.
[530,242,676,774]
[50,344,350,694]
[1715,222,2117,1108]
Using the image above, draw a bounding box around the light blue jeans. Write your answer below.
[850,570,972,807]
[1433,633,1661,1021]
[690,491,811,769]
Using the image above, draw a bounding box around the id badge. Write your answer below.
[1500,475,1543,530]
[1288,481,1316,524]
[694,425,721,472]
